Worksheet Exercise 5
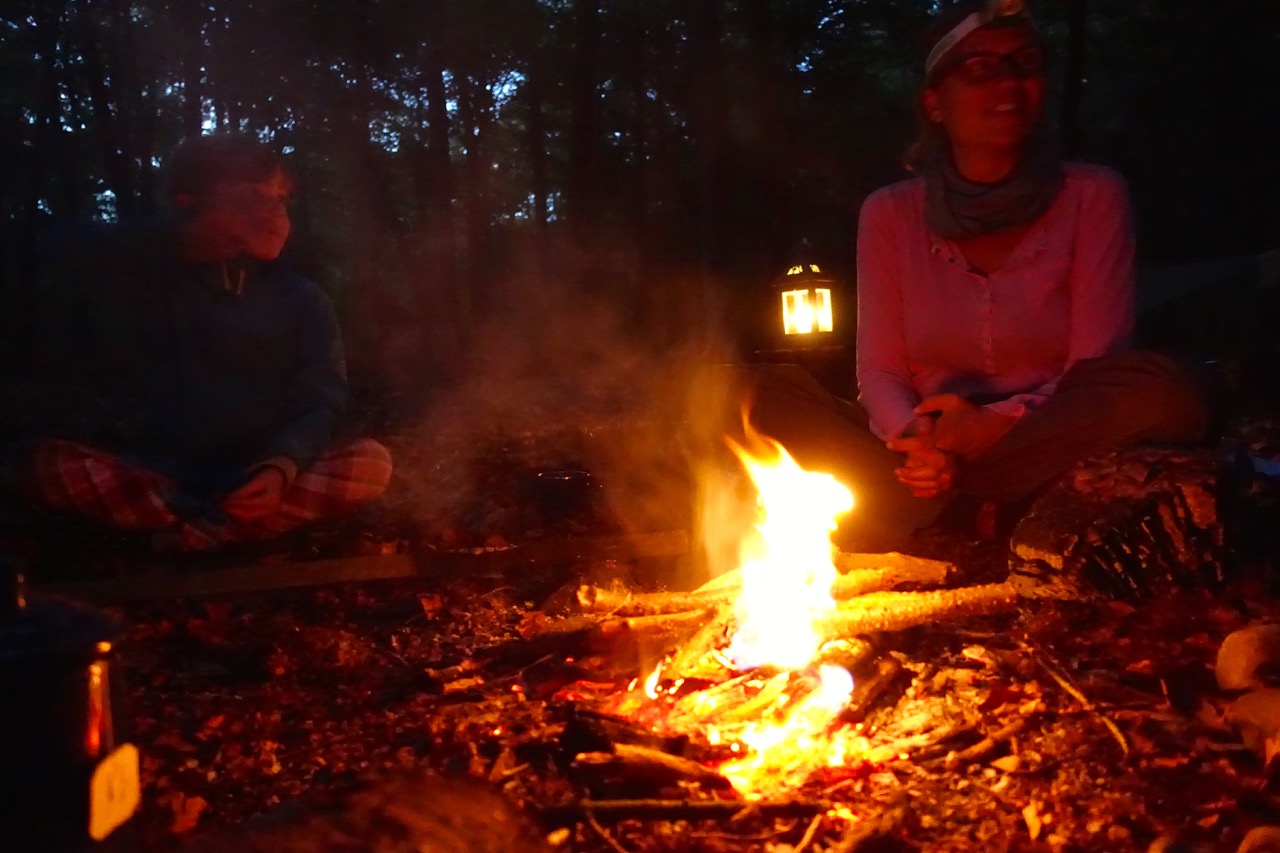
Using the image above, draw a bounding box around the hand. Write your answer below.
[913,394,1016,459]
[221,467,288,524]
[885,417,957,499]
[894,446,959,498]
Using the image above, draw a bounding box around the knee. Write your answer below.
[341,437,394,497]
[1070,350,1212,441]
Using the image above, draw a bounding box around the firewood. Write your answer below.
[815,583,1019,640]
[576,583,738,616]
[571,743,735,793]
[538,798,838,826]
[693,551,954,601]
[522,608,717,654]
[661,605,736,682]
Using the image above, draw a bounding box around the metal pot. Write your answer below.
[0,560,139,851]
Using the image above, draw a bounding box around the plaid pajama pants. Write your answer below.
[22,437,393,552]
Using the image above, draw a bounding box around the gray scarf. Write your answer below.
[923,144,1064,239]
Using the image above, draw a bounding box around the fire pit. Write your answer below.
[107,415,1280,852]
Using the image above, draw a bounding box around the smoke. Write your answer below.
[393,248,750,555]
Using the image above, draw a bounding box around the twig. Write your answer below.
[584,808,632,853]
[1036,655,1130,755]
[794,814,824,853]
[943,718,1028,770]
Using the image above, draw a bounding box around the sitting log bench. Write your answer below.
[1008,445,1225,600]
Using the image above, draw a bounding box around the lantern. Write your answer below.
[769,260,845,348]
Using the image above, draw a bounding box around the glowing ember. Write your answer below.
[718,665,856,794]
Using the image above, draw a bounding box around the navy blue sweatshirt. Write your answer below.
[35,220,346,493]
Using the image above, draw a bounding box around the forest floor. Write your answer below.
[17,400,1280,853]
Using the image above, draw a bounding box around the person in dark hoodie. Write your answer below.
[14,133,392,553]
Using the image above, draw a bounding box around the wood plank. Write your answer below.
[37,530,691,604]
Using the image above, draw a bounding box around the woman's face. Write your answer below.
[922,24,1046,157]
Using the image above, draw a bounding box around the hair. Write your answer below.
[902,1,1046,173]
[164,133,290,207]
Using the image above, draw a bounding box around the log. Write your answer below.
[538,798,837,826]
[1009,447,1224,599]
[571,743,735,793]
[576,584,738,616]
[814,583,1020,639]
[661,605,736,681]
[693,551,954,600]
[520,608,718,655]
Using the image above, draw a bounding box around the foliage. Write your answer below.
[2,0,1277,422]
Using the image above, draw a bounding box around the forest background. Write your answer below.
[2,0,1278,434]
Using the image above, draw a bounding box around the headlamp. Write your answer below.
[925,0,1030,79]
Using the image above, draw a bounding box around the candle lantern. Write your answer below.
[754,254,854,395]
[768,258,849,350]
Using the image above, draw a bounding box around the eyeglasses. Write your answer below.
[946,46,1045,84]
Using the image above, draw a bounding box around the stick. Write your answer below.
[662,605,736,681]
[572,743,734,792]
[577,584,738,616]
[1036,655,1130,755]
[538,798,837,826]
[942,718,1028,770]
[584,809,633,853]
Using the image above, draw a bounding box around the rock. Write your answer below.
[1239,826,1280,853]
[1009,447,1224,599]
[1217,624,1280,691]
[1226,689,1280,771]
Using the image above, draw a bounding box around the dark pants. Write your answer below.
[735,351,1220,551]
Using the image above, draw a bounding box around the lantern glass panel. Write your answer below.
[781,288,834,335]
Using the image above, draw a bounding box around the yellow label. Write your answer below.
[89,743,140,841]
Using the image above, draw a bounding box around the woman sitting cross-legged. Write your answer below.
[742,0,1222,552]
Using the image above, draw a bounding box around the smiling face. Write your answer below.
[922,23,1046,172]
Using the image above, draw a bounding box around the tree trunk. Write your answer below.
[1059,0,1087,157]
[566,0,602,240]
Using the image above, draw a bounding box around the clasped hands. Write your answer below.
[885,394,1017,498]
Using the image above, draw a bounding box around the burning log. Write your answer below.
[694,551,954,599]
[814,583,1019,640]
[576,584,738,617]
[576,551,956,619]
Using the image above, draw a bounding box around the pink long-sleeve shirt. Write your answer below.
[855,163,1136,440]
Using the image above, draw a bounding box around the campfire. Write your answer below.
[541,416,1026,803]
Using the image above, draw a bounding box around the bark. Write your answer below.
[815,584,1020,640]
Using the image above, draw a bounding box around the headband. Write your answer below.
[924,0,1030,79]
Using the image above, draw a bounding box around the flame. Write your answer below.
[718,665,855,795]
[712,422,858,796]
[724,429,852,671]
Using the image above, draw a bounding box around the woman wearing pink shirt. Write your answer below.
[746,0,1218,550]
